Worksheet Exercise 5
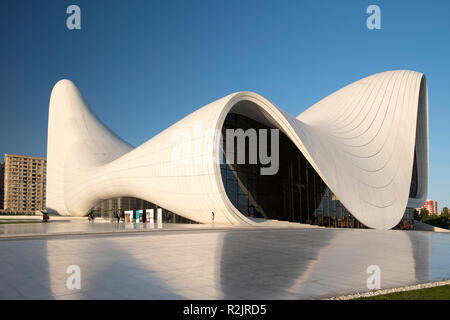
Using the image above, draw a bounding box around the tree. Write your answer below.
[442,207,449,217]
[414,209,420,220]
[420,208,429,221]
[418,208,449,230]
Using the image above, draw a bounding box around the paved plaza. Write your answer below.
[0,218,219,239]
[0,221,449,299]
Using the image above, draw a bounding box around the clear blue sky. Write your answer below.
[0,0,449,209]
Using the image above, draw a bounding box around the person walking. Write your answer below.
[211,211,215,226]
[116,211,120,223]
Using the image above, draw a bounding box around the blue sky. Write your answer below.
[0,0,449,209]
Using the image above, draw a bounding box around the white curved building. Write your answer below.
[46,70,428,230]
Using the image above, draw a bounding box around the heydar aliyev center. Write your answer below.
[46,70,428,230]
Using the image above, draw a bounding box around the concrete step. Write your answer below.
[248,217,324,228]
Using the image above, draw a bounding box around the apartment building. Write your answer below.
[419,200,439,216]
[0,163,4,209]
[3,154,46,214]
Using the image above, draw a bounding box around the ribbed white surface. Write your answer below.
[295,70,428,229]
[46,70,428,229]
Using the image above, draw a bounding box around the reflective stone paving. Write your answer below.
[0,218,319,239]
[0,226,449,299]
[0,219,216,238]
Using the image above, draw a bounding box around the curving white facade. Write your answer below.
[46,70,428,230]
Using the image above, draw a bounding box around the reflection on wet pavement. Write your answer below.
[0,228,449,299]
[0,220,221,237]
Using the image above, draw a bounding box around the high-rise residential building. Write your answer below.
[0,162,4,210]
[419,200,439,216]
[3,154,46,214]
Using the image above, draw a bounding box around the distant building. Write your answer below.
[0,162,4,210]
[418,200,438,215]
[3,154,46,214]
[439,206,449,216]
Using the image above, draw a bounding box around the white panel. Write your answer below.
[46,70,428,229]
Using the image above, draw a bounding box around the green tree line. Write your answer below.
[415,207,450,229]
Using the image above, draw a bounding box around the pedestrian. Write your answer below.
[88,213,91,223]
[116,212,120,223]
[211,211,215,225]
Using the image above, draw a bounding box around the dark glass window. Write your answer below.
[409,148,418,198]
[221,112,343,225]
[217,110,416,229]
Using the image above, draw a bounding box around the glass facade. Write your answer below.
[221,111,414,229]
[89,110,416,230]
[409,149,418,198]
[89,197,198,224]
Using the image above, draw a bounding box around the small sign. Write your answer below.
[124,210,133,223]
[146,209,154,223]
[136,210,143,223]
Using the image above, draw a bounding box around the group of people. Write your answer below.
[84,211,216,224]
[86,212,124,223]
